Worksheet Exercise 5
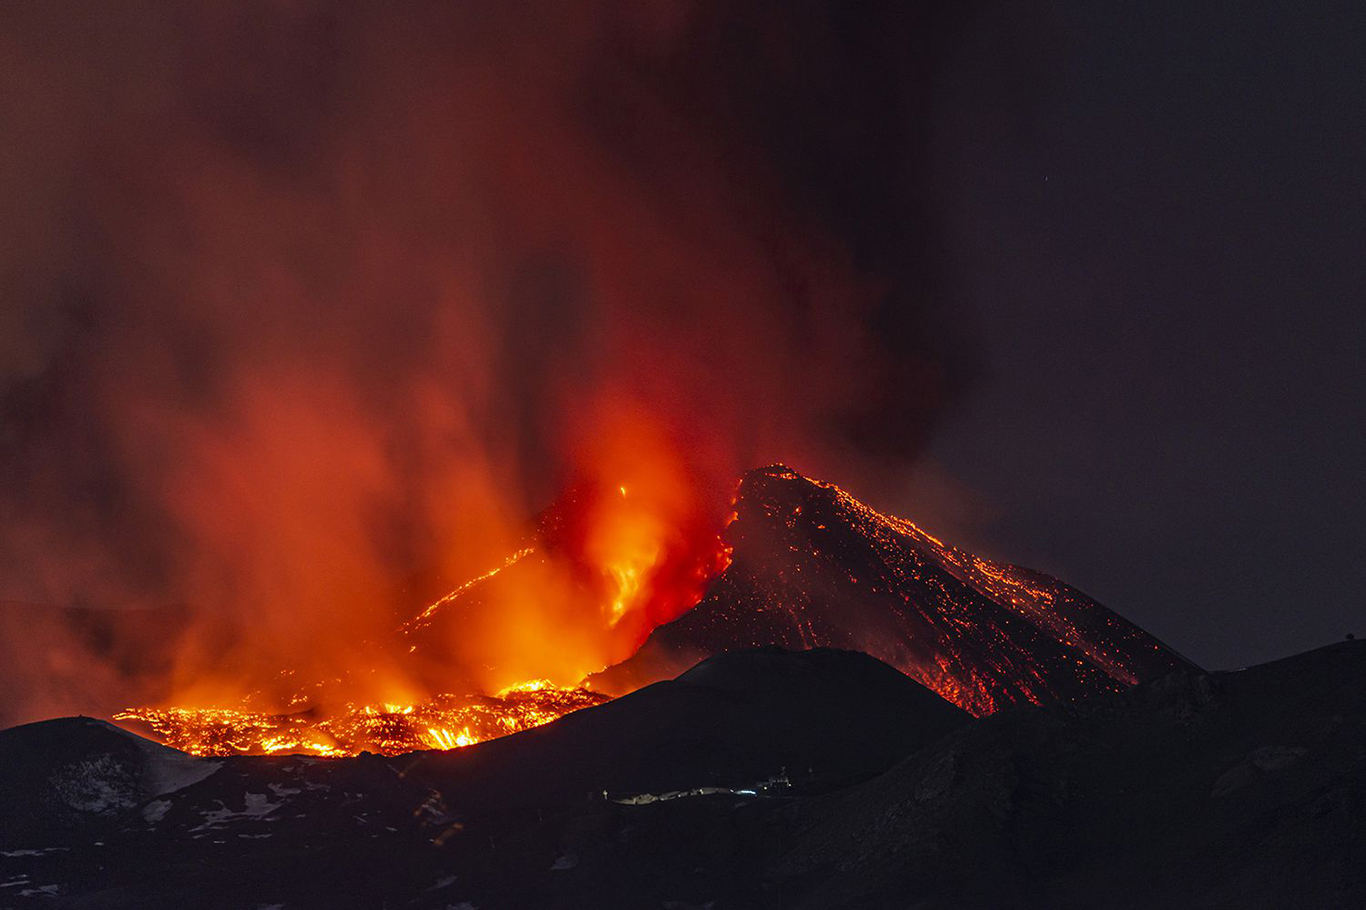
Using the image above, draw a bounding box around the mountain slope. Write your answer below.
[0,648,969,908]
[592,465,1192,714]
[0,642,1359,908]
[774,638,1366,909]
[0,716,218,844]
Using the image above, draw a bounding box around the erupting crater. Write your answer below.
[116,464,1191,755]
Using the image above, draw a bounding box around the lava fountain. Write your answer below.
[116,423,733,757]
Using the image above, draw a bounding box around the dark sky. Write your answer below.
[908,0,1365,670]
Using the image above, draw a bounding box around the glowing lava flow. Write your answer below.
[115,682,609,757]
[402,546,537,634]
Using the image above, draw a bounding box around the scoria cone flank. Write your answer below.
[592,465,1192,714]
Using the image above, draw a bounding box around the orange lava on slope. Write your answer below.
[765,470,1168,714]
[594,465,1187,718]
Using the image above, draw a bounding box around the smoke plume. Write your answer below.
[0,0,980,724]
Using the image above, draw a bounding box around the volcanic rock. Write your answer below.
[0,716,218,844]
[0,647,967,907]
[770,638,1366,909]
[591,465,1193,714]
[0,642,1362,908]
[396,646,971,812]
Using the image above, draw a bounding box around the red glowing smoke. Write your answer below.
[0,1,980,724]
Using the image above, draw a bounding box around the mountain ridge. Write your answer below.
[591,464,1193,714]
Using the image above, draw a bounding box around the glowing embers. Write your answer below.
[115,683,610,757]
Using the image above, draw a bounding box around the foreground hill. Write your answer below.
[394,646,970,813]
[0,647,968,907]
[0,641,1360,908]
[0,716,218,845]
[777,638,1366,908]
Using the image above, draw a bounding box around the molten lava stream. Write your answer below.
[115,682,612,758]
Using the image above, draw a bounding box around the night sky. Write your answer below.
[1,0,1361,696]
[909,1,1365,669]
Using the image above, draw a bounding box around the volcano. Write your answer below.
[590,465,1192,714]
[52,463,1191,757]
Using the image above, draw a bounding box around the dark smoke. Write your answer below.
[0,0,983,723]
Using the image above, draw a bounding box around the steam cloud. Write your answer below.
[0,0,979,724]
